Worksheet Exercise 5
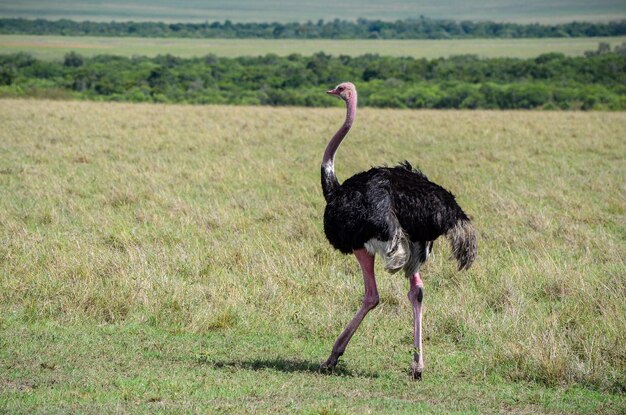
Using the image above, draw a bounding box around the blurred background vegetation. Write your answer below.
[1,43,625,109]
[1,17,625,39]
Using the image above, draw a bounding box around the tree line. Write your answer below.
[1,17,626,39]
[1,49,625,110]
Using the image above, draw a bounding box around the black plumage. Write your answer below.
[323,161,474,270]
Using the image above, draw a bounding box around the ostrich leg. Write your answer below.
[408,272,424,380]
[320,248,379,371]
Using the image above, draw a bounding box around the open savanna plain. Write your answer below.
[0,99,625,414]
[2,34,626,60]
[1,0,625,23]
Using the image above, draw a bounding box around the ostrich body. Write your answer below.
[320,82,477,379]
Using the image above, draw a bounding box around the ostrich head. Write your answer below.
[327,82,357,102]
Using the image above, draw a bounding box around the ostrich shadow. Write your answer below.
[204,357,379,378]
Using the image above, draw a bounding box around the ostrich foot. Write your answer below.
[410,360,423,380]
[410,351,423,381]
[319,353,341,373]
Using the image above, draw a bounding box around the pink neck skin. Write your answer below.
[322,93,357,172]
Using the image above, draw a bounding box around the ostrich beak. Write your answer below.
[327,88,339,96]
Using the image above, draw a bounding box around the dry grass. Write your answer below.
[2,34,626,60]
[2,0,625,23]
[0,99,625,409]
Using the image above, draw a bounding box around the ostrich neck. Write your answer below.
[322,95,357,173]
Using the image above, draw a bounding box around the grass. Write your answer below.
[2,34,626,60]
[1,0,625,23]
[0,99,625,413]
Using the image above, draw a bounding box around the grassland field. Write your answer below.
[2,34,626,60]
[0,99,625,414]
[1,0,625,23]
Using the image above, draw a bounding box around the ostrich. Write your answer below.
[320,82,477,380]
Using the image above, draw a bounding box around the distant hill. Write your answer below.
[0,0,625,24]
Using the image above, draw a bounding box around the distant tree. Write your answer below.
[0,65,16,85]
[585,42,613,57]
[63,51,84,67]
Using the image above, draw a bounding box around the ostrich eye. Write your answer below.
[337,86,344,92]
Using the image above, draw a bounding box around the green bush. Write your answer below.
[1,51,624,110]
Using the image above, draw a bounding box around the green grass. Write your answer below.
[0,99,625,413]
[0,0,625,23]
[3,34,626,60]
[1,321,623,414]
